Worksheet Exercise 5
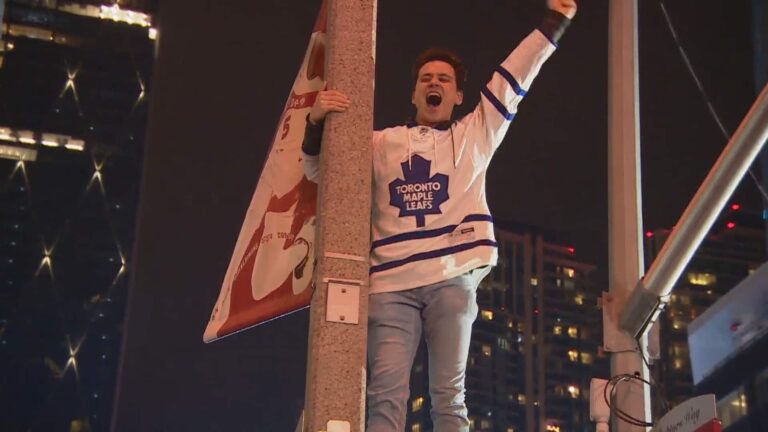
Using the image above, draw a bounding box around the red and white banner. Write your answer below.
[204,1,328,342]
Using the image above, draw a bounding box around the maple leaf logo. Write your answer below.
[389,154,449,227]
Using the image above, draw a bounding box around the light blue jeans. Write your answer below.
[366,267,490,432]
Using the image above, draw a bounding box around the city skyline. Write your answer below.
[1,0,764,431]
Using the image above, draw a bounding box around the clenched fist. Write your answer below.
[548,0,577,19]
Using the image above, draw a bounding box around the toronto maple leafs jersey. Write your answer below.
[304,28,557,294]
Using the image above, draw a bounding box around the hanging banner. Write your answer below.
[204,0,327,342]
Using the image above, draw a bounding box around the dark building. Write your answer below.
[406,223,608,432]
[0,1,155,430]
[644,205,765,419]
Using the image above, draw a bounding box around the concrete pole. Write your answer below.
[607,0,652,430]
[303,0,376,431]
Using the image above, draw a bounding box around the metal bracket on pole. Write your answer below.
[602,291,641,353]
[326,420,351,432]
[619,280,664,340]
[325,280,361,324]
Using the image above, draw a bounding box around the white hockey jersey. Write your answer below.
[304,29,557,294]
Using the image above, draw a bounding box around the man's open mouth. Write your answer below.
[426,91,442,107]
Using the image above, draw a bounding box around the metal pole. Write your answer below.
[607,0,652,430]
[303,0,376,431]
[620,83,768,339]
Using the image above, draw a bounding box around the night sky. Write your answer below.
[113,1,760,431]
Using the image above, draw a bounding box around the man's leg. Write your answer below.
[422,268,488,431]
[367,290,422,432]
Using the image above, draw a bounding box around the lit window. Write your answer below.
[0,145,37,162]
[568,326,578,338]
[518,394,526,404]
[497,337,511,351]
[66,139,85,151]
[567,349,578,362]
[99,4,152,27]
[531,277,538,286]
[507,428,515,432]
[482,344,492,357]
[718,387,748,428]
[412,396,424,412]
[673,358,684,370]
[17,130,35,145]
[574,294,584,305]
[8,24,54,41]
[481,310,494,321]
[581,352,593,365]
[670,343,688,357]
[567,385,580,399]
[546,425,562,432]
[0,127,13,141]
[480,419,491,429]
[687,272,716,286]
[553,325,562,336]
[411,423,421,432]
[564,267,575,278]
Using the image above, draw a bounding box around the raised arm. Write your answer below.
[465,0,576,157]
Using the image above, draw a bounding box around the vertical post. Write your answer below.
[303,0,376,431]
[535,235,546,431]
[523,234,535,432]
[607,0,652,430]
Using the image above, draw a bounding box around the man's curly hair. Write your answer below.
[412,48,467,91]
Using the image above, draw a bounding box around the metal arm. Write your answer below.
[620,83,768,340]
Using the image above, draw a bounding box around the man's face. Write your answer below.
[412,60,463,126]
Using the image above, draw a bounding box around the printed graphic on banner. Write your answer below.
[204,0,328,343]
[389,154,449,227]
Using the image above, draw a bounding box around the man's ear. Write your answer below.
[411,90,416,106]
[456,90,464,106]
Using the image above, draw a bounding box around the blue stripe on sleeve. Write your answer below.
[370,239,498,274]
[371,214,494,250]
[480,87,515,121]
[494,66,527,97]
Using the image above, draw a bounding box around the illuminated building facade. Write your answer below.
[688,260,768,432]
[0,1,155,430]
[406,223,608,432]
[644,205,765,417]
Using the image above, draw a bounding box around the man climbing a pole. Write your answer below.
[302,0,577,430]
